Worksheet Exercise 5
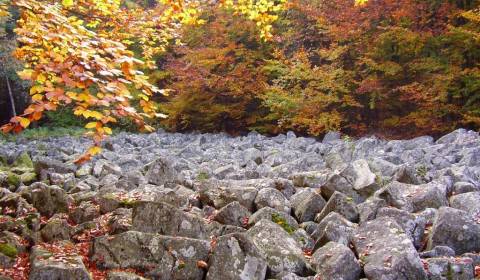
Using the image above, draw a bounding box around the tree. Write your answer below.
[0,0,287,162]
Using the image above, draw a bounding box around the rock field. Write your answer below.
[1,128,480,279]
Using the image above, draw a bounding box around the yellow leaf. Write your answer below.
[88,146,102,156]
[36,73,47,84]
[103,127,112,135]
[85,122,98,129]
[19,117,30,128]
[32,94,43,101]
[17,69,34,80]
[30,85,45,95]
[62,0,74,7]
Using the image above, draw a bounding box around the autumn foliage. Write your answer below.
[1,0,479,151]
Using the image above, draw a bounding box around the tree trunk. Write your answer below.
[6,77,16,117]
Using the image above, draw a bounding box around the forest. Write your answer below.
[1,0,480,151]
[1,1,480,280]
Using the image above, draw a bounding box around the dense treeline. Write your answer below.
[1,0,480,141]
[157,0,480,138]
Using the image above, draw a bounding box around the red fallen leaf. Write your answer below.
[241,216,249,227]
[475,265,480,277]
[197,260,208,269]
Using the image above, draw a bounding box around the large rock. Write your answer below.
[315,191,359,223]
[311,242,361,280]
[290,170,330,188]
[376,207,426,249]
[29,245,91,280]
[290,189,326,223]
[311,212,357,249]
[247,207,299,230]
[376,181,448,212]
[423,257,474,280]
[132,201,214,239]
[198,184,258,211]
[145,157,180,186]
[254,187,291,213]
[449,191,480,217]
[92,231,210,280]
[22,182,69,217]
[353,216,428,280]
[206,233,267,280]
[247,219,307,277]
[214,201,251,227]
[427,207,480,254]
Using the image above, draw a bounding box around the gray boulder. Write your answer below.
[315,191,359,223]
[423,257,474,280]
[198,184,258,211]
[29,245,91,280]
[214,201,251,227]
[376,181,448,212]
[449,191,480,217]
[254,187,291,213]
[311,212,357,249]
[106,271,148,280]
[290,189,326,223]
[357,197,387,223]
[353,217,428,280]
[206,233,267,280]
[247,219,307,276]
[22,182,69,218]
[311,242,361,280]
[427,207,480,254]
[92,231,210,280]
[376,207,426,249]
[132,201,214,239]
[248,207,299,230]
[145,157,180,186]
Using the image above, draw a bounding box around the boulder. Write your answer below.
[198,184,258,211]
[290,170,330,188]
[449,191,480,217]
[92,231,210,280]
[376,181,448,213]
[376,207,426,249]
[214,201,251,227]
[290,189,326,223]
[106,272,148,280]
[68,201,100,224]
[427,207,480,254]
[311,242,361,280]
[423,257,474,280]
[40,216,72,242]
[353,217,428,280]
[315,191,359,223]
[254,187,291,213]
[22,182,69,217]
[357,197,387,224]
[145,157,180,186]
[311,212,357,249]
[247,207,299,230]
[247,219,307,277]
[206,233,267,280]
[132,201,214,239]
[29,245,91,280]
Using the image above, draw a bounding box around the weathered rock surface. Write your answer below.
[206,233,267,280]
[247,219,307,277]
[1,128,480,279]
[427,207,480,255]
[353,217,428,280]
[92,231,210,280]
